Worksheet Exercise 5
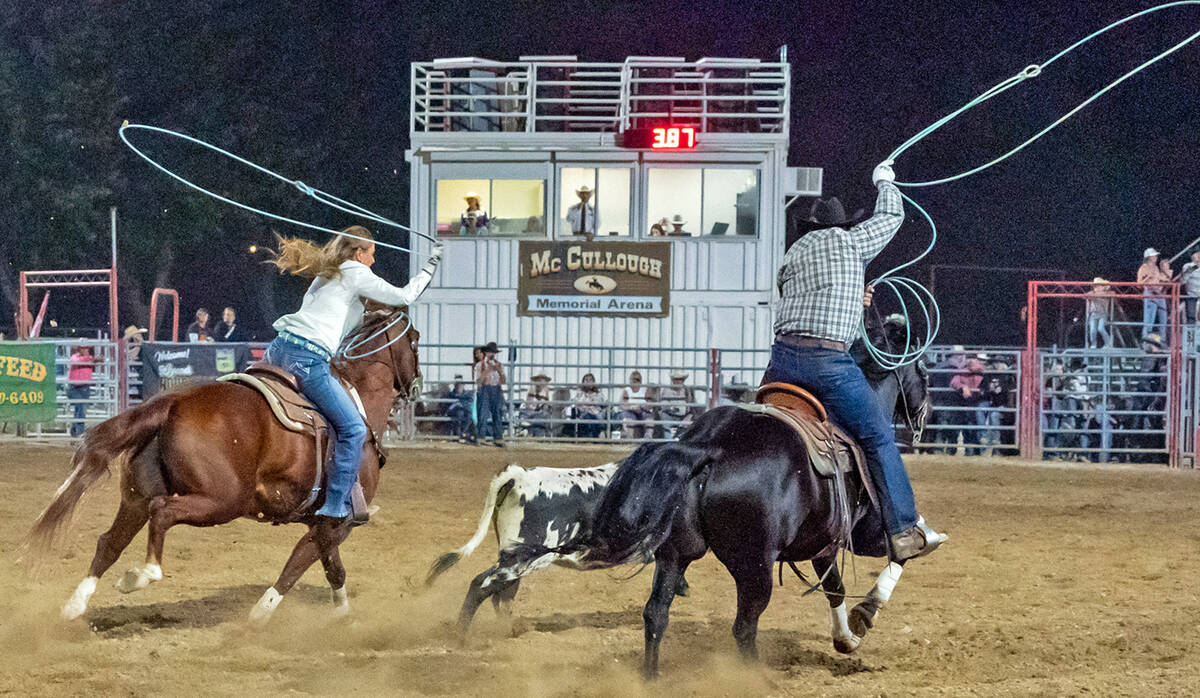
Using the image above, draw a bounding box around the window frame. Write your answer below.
[430,162,552,240]
[639,162,763,242]
[552,162,637,240]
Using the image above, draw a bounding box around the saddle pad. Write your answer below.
[218,372,323,434]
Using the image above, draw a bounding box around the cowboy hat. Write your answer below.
[482,341,500,354]
[1144,247,1160,258]
[670,214,687,226]
[1142,333,1165,349]
[1092,277,1109,284]
[794,197,867,234]
[883,313,907,326]
[575,185,593,195]
[123,325,148,339]
[670,369,688,379]
[531,373,551,382]
[463,191,481,201]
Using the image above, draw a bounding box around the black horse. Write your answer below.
[496,333,930,678]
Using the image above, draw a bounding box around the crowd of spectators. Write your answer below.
[426,343,707,444]
[186,306,247,342]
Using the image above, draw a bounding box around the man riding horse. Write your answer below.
[764,160,947,561]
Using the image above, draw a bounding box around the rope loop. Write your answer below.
[1020,63,1043,79]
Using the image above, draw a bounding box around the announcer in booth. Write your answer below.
[565,185,599,235]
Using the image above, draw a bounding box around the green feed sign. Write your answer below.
[0,343,57,422]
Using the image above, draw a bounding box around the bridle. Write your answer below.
[872,324,930,444]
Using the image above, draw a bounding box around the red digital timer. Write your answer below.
[616,126,699,150]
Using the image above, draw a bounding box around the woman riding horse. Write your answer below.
[267,227,442,523]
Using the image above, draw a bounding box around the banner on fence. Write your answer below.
[517,241,671,318]
[0,342,56,422]
[140,343,253,396]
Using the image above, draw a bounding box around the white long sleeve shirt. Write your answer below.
[273,260,432,354]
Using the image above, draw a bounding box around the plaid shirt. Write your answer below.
[774,182,905,345]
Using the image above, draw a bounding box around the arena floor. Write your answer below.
[3,442,1199,697]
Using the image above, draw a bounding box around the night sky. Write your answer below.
[6,0,1198,345]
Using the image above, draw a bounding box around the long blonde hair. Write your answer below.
[271,226,374,279]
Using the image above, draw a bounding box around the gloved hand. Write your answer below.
[420,243,444,276]
[872,160,895,186]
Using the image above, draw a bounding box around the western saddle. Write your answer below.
[218,362,380,522]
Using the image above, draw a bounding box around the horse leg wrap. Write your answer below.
[249,586,284,624]
[62,576,98,621]
[831,602,862,654]
[331,586,349,617]
[116,563,162,594]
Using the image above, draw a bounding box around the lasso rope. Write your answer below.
[118,122,439,253]
[861,1,1200,369]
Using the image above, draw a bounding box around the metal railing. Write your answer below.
[1,339,121,439]
[411,57,789,136]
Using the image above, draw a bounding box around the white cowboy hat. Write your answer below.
[1144,247,1160,258]
[1092,277,1108,284]
[463,191,480,201]
[670,214,687,226]
[575,185,593,195]
[883,313,907,326]
[123,325,148,339]
[670,369,688,379]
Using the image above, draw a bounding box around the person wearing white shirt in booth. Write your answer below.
[619,370,650,438]
[266,226,442,522]
[565,185,600,235]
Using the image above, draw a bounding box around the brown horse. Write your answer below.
[30,308,421,623]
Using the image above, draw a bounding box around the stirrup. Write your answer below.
[889,516,947,561]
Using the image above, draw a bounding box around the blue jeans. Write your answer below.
[1086,313,1110,348]
[763,343,918,535]
[68,384,89,437]
[264,336,367,519]
[476,385,506,442]
[1142,296,1166,338]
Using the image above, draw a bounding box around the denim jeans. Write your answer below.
[476,384,506,442]
[763,342,918,535]
[1142,296,1166,338]
[975,406,1001,454]
[265,336,367,518]
[1086,313,1110,348]
[68,384,89,437]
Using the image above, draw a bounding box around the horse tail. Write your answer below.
[530,442,710,570]
[29,391,182,553]
[425,464,519,586]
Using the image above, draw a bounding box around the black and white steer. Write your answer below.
[426,461,688,631]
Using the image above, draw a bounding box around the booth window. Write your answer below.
[435,178,546,236]
[559,167,631,237]
[647,168,759,237]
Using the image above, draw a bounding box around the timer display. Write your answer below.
[617,126,698,150]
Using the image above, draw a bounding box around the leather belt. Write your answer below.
[278,331,333,361]
[775,334,848,352]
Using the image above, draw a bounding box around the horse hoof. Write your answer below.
[833,634,862,654]
[248,587,283,625]
[62,577,97,620]
[848,604,875,638]
[116,565,161,594]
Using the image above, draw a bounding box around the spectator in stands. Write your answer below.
[123,325,148,401]
[1042,359,1066,458]
[459,193,490,235]
[474,342,506,446]
[1092,394,1118,464]
[566,372,605,438]
[523,216,544,234]
[649,221,667,237]
[931,347,967,453]
[518,373,554,437]
[657,369,696,438]
[566,185,599,235]
[1086,278,1113,348]
[1181,251,1200,325]
[213,306,247,342]
[668,214,691,236]
[951,356,986,455]
[1138,248,1169,338]
[619,370,651,438]
[446,375,475,443]
[979,357,1012,456]
[67,345,94,437]
[187,307,214,342]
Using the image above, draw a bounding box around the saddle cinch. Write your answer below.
[218,362,381,522]
[742,383,879,510]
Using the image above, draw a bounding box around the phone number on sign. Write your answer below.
[0,390,46,405]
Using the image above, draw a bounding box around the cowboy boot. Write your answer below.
[889,516,947,561]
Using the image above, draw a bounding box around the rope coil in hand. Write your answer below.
[861,1,1200,369]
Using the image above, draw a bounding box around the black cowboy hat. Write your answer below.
[482,341,501,354]
[793,196,869,234]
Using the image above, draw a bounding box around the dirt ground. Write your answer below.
[2,442,1199,697]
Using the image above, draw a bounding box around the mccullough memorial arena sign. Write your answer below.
[517,241,671,318]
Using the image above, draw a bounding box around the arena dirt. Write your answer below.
[2,442,1199,696]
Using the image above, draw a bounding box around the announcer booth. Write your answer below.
[407,51,821,387]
